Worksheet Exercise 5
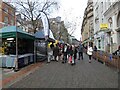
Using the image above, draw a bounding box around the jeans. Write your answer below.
[78,52,83,60]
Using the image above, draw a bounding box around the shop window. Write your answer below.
[117,12,120,27]
[108,17,112,28]
[4,16,8,26]
[98,39,101,49]
[4,7,8,13]
[101,2,103,13]
[11,19,14,25]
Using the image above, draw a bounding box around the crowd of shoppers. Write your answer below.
[47,41,95,65]
[47,41,119,67]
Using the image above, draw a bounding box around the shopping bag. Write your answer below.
[72,58,74,64]
[56,56,59,61]
[68,56,72,63]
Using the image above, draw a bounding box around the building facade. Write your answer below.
[49,17,69,43]
[16,14,42,34]
[93,0,120,53]
[81,0,94,47]
[0,1,15,28]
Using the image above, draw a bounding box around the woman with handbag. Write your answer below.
[68,45,73,64]
[87,44,93,63]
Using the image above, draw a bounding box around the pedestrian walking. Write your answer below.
[62,44,68,63]
[93,45,97,52]
[47,43,54,63]
[73,45,78,65]
[53,44,59,62]
[47,42,54,63]
[59,44,64,61]
[93,45,97,60]
[87,44,93,63]
[78,43,84,60]
[68,45,73,64]
[112,45,120,57]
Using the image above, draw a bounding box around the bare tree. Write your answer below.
[65,21,77,35]
[12,0,59,33]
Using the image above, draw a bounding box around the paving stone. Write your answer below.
[8,53,118,88]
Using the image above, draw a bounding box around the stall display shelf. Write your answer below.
[0,54,34,68]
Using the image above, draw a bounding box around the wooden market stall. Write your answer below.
[34,29,55,62]
[0,26,35,68]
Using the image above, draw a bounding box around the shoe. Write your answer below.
[71,63,74,65]
[89,60,91,63]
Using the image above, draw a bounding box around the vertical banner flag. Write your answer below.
[41,12,49,37]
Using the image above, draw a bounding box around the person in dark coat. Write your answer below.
[113,45,120,57]
[53,44,59,62]
[50,42,54,50]
[62,44,68,63]
[73,45,77,65]
[93,45,97,52]
[93,45,97,60]
[68,45,73,64]
[78,43,84,60]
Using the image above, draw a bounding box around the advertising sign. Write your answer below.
[100,23,108,30]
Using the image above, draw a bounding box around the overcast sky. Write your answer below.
[56,0,88,40]
[3,0,88,40]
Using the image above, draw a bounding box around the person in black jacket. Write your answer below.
[93,45,97,52]
[62,44,68,63]
[113,45,120,57]
[78,43,84,60]
[68,45,73,64]
[93,45,97,60]
[73,45,77,65]
[53,44,59,62]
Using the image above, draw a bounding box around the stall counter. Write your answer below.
[0,53,34,68]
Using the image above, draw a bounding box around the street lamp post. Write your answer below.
[14,26,18,71]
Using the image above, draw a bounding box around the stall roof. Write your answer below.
[0,26,35,40]
[35,29,55,42]
[35,30,44,39]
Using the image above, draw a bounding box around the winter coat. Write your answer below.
[78,44,83,52]
[87,46,93,55]
[53,46,59,56]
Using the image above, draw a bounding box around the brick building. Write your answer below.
[0,1,15,28]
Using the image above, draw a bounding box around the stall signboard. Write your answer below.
[100,23,108,30]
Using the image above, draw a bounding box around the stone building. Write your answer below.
[49,17,69,43]
[81,0,94,47]
[93,0,120,53]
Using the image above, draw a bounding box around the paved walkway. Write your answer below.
[6,54,119,88]
[1,62,43,88]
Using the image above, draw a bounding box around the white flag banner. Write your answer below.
[41,12,49,36]
[49,29,55,40]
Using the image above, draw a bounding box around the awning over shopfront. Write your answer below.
[0,26,35,40]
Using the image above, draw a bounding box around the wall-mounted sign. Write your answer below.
[100,23,108,30]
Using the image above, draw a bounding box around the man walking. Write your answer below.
[53,44,59,62]
[47,42,54,63]
[78,42,84,60]
[62,44,68,63]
